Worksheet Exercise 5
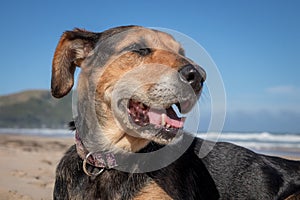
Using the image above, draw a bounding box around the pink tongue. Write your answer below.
[166,117,185,128]
[147,108,185,128]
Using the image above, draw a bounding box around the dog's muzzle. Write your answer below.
[111,63,205,143]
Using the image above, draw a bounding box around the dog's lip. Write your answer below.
[139,124,184,142]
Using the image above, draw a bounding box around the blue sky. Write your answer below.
[0,0,299,132]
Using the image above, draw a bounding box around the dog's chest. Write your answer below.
[133,180,172,200]
[93,170,160,200]
[93,170,174,200]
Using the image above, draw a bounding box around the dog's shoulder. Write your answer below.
[193,138,270,198]
[142,138,220,200]
[193,137,300,199]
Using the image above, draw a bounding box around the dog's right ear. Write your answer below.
[51,28,100,98]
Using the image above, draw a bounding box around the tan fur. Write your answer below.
[52,29,96,98]
[134,181,173,200]
[51,32,77,97]
[52,26,193,152]
[284,192,300,200]
[101,120,150,152]
[115,28,182,55]
[95,48,188,151]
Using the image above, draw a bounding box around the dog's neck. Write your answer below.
[72,121,166,176]
[75,130,117,167]
[75,130,119,176]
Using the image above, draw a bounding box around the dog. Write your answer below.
[51,25,300,200]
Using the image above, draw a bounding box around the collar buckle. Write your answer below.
[75,131,118,176]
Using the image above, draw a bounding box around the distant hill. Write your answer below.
[0,90,72,128]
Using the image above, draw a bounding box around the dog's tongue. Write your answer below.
[147,106,185,128]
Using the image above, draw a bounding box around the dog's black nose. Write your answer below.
[179,64,206,93]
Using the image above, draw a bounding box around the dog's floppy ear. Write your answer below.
[51,28,99,98]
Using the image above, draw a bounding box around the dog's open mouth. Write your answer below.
[127,99,187,141]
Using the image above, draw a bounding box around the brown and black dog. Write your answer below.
[51,26,300,200]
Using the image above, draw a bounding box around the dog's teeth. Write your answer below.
[161,114,166,126]
[166,124,171,128]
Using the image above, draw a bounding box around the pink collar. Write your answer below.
[75,131,118,176]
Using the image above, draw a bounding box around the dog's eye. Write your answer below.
[132,48,152,56]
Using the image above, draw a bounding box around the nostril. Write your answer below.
[179,64,204,93]
[179,64,201,83]
[187,72,195,83]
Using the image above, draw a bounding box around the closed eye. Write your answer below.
[122,43,152,56]
[132,48,152,56]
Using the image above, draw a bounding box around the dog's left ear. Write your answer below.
[51,28,99,98]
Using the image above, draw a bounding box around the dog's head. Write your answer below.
[51,26,206,152]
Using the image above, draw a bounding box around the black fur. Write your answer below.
[54,136,220,200]
[54,128,300,200]
[198,140,300,199]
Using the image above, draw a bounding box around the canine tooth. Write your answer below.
[161,114,166,126]
[166,124,171,128]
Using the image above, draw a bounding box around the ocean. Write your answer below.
[1,128,299,157]
[197,132,300,157]
[0,128,73,138]
[198,132,300,149]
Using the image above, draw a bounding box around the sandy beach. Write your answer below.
[0,133,299,200]
[0,134,73,200]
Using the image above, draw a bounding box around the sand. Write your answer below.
[0,134,73,200]
[0,133,299,200]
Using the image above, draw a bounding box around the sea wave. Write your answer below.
[0,128,73,137]
[197,132,300,150]
[0,128,299,150]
